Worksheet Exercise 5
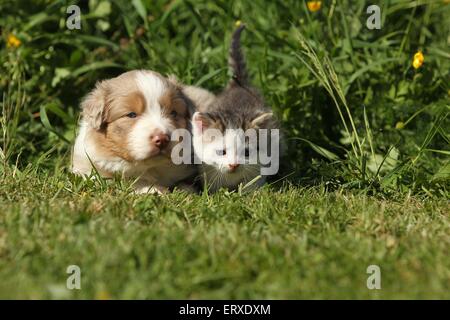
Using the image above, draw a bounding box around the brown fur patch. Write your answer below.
[89,118,136,162]
[105,91,146,123]
[89,91,146,161]
[158,86,190,130]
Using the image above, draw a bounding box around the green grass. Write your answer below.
[0,169,449,299]
[0,0,449,299]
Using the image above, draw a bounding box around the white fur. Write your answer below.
[127,72,179,160]
[135,71,165,107]
[192,122,264,192]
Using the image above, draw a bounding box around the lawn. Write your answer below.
[0,170,449,299]
[0,0,449,299]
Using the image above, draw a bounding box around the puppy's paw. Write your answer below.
[135,185,169,195]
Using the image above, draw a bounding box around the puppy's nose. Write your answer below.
[151,133,169,148]
[228,164,239,172]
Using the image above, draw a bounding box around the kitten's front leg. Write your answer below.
[173,182,198,194]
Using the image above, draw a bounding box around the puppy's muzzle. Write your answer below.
[151,132,170,149]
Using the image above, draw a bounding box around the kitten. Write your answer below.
[190,25,279,192]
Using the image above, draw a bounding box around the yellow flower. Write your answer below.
[235,20,242,27]
[412,59,422,69]
[414,51,424,63]
[7,34,21,48]
[412,50,424,69]
[395,122,405,130]
[95,290,111,300]
[307,1,322,12]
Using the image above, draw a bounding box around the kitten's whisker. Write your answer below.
[245,166,260,176]
[210,169,222,192]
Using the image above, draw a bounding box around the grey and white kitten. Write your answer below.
[188,25,278,192]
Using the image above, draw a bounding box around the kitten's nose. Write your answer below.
[228,164,240,172]
[151,132,169,149]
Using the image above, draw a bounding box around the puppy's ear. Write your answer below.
[183,95,196,119]
[192,112,219,134]
[81,82,108,130]
[166,75,196,117]
[250,112,274,129]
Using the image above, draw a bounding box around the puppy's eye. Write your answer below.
[170,110,178,118]
[216,149,226,156]
[127,112,137,118]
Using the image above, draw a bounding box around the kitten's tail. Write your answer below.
[229,24,248,86]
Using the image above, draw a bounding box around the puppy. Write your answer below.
[72,70,196,193]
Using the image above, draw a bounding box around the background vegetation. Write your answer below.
[0,0,449,299]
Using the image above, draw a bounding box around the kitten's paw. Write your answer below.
[173,182,198,194]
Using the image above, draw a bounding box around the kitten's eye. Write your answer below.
[244,148,250,157]
[170,110,178,118]
[216,149,226,156]
[127,112,137,118]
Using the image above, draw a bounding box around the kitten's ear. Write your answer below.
[192,112,217,133]
[81,81,109,130]
[251,112,274,129]
[167,74,181,87]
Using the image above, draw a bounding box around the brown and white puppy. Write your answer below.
[72,70,196,193]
